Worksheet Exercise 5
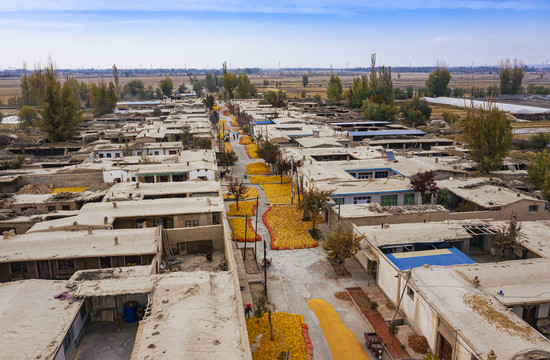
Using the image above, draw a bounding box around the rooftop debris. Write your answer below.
[17,183,52,195]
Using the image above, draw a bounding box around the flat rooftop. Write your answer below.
[0,279,83,359]
[438,178,545,208]
[334,203,448,218]
[29,197,224,231]
[135,272,251,359]
[103,181,221,201]
[0,228,159,262]
[355,221,472,247]
[412,264,550,358]
[316,178,412,195]
[453,258,550,306]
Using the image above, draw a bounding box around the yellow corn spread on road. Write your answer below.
[307,299,370,360]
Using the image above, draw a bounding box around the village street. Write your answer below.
[218,105,380,360]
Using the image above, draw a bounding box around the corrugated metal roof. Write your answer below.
[386,247,475,270]
[349,130,427,137]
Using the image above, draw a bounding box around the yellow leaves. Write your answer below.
[308,299,370,360]
[227,200,257,217]
[246,144,260,158]
[246,162,270,175]
[246,312,307,360]
[261,183,299,204]
[229,217,261,242]
[249,175,291,184]
[218,131,228,140]
[217,119,227,128]
[224,187,260,200]
[224,142,233,153]
[52,187,89,193]
[264,205,318,249]
[239,135,252,145]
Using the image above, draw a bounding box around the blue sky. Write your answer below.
[1,0,549,69]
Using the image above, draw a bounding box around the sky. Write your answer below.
[1,0,549,69]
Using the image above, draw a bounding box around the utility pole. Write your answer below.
[263,239,268,295]
[243,214,248,262]
[291,158,294,204]
[254,196,259,258]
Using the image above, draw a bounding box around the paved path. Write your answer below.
[219,103,376,360]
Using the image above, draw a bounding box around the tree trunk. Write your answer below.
[236,199,239,210]
[311,215,317,231]
[268,311,274,341]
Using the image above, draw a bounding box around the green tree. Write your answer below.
[302,74,309,87]
[527,149,550,188]
[20,64,32,106]
[222,62,238,99]
[362,100,397,122]
[122,80,145,100]
[529,133,550,150]
[38,64,83,142]
[327,74,343,101]
[349,76,369,109]
[298,188,333,232]
[400,97,432,126]
[181,125,193,150]
[406,86,414,98]
[89,81,117,116]
[18,105,38,130]
[323,225,365,267]
[463,106,512,173]
[112,64,120,95]
[205,73,217,92]
[203,94,215,112]
[235,72,252,99]
[425,65,451,97]
[500,59,524,94]
[159,77,173,98]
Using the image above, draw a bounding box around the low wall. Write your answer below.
[19,171,104,188]
[165,225,224,252]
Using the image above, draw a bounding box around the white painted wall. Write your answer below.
[188,169,215,181]
[103,169,130,183]
[95,150,123,159]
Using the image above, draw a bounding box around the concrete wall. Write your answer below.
[20,172,104,188]
[188,169,216,181]
[104,169,133,183]
[11,200,78,213]
[332,191,417,206]
[165,225,224,252]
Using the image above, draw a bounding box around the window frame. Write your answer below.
[380,194,398,206]
[57,259,75,270]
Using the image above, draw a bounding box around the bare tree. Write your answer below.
[227,179,248,210]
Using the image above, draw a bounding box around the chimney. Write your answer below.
[187,161,190,166]
[3,232,8,240]
[104,216,108,225]
[473,276,480,288]
[129,193,132,199]
[114,236,119,245]
[136,182,140,189]
[487,350,497,360]
[435,157,439,163]
[313,129,320,138]
[9,229,15,237]
[88,227,93,235]
[143,221,147,228]
[113,202,117,208]
[73,221,78,226]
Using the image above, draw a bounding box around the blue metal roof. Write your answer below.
[252,120,275,125]
[385,247,475,270]
[349,130,427,137]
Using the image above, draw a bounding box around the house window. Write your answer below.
[156,175,169,182]
[143,175,154,183]
[106,153,112,158]
[172,174,185,182]
[529,205,539,212]
[100,257,112,268]
[212,212,221,225]
[125,256,142,266]
[99,153,104,158]
[58,259,75,270]
[115,153,121,158]
[169,150,177,155]
[380,195,398,206]
[154,151,160,156]
[48,206,56,212]
[357,172,371,179]
[10,262,29,278]
[185,220,199,228]
[333,198,345,205]
[407,286,415,299]
[374,171,389,179]
[353,196,371,204]
[404,193,415,205]
[62,205,70,211]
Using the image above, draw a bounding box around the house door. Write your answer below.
[438,333,453,360]
[522,306,537,326]
[37,261,50,279]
